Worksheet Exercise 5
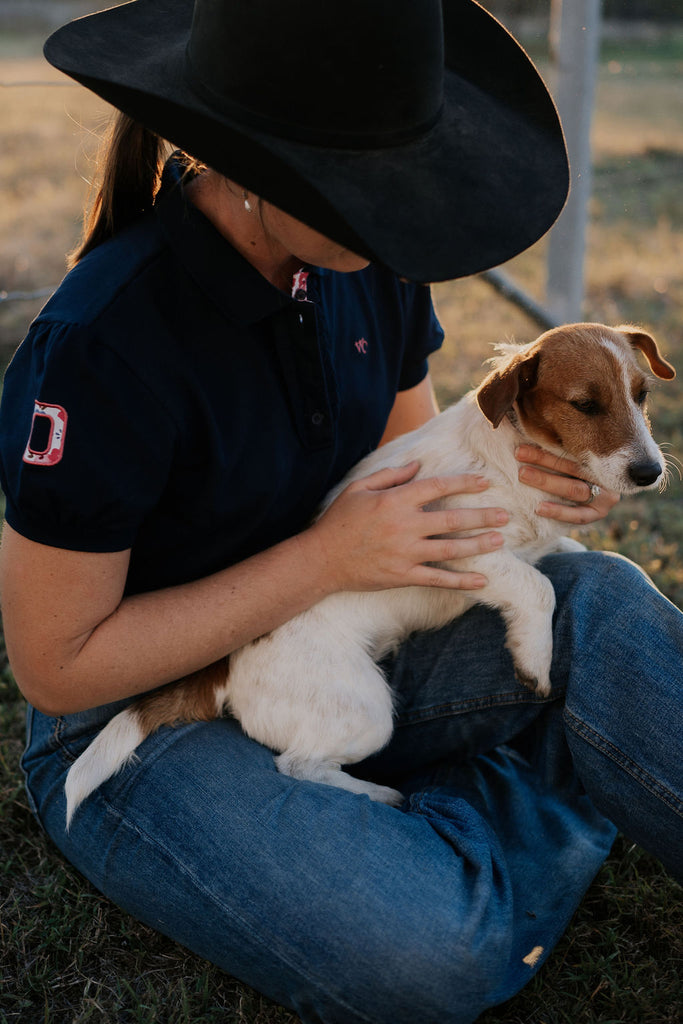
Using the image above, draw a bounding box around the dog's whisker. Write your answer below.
[661,452,682,486]
[663,448,682,470]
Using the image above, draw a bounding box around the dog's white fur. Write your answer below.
[64,323,674,825]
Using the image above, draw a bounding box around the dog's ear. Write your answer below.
[619,326,676,380]
[476,351,540,428]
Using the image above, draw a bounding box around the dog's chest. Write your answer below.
[504,500,568,563]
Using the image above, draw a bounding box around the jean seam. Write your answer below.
[51,716,80,765]
[98,786,376,1023]
[564,707,683,819]
[396,688,561,727]
[20,706,45,828]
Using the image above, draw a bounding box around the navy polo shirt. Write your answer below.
[0,164,444,595]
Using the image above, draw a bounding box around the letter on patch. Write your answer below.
[22,401,68,466]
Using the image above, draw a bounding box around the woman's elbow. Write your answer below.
[11,671,67,717]
[7,654,85,717]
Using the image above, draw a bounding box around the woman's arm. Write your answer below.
[0,460,509,715]
[378,374,439,445]
[0,522,334,716]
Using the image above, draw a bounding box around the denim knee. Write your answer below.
[540,548,655,614]
[540,551,683,879]
[306,908,512,1024]
[539,550,661,677]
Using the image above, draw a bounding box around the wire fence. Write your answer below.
[0,80,75,87]
[0,287,56,306]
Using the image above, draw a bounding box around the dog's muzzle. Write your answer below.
[628,460,662,487]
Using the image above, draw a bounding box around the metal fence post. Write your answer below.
[546,0,602,323]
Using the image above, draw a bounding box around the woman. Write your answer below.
[1,2,681,1022]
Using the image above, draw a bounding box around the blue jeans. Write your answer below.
[21,553,683,1024]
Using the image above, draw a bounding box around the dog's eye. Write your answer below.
[570,398,601,416]
[635,388,649,406]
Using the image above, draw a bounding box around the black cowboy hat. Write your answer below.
[44,0,569,283]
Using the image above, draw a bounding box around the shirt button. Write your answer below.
[311,411,325,426]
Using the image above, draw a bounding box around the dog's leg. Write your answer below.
[553,536,587,554]
[476,553,557,695]
[275,752,403,805]
[229,618,404,804]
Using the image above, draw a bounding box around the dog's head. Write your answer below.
[476,323,675,494]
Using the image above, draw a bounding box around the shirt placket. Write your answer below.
[273,271,338,451]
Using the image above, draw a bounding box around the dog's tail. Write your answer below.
[64,706,146,830]
[64,660,229,829]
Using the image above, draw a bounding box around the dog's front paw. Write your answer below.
[514,667,551,697]
[553,535,587,554]
[363,782,404,806]
[508,636,553,697]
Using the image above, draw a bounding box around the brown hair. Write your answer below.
[69,112,204,268]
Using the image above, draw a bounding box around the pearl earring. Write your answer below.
[243,190,253,213]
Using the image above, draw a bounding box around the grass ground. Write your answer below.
[1,19,682,1024]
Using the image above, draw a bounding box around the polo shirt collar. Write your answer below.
[154,158,293,327]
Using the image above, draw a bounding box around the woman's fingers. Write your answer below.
[370,468,510,562]
[408,565,490,590]
[517,462,595,503]
[356,464,493,503]
[515,444,584,479]
[359,460,422,491]
[535,489,620,525]
[316,464,513,592]
[417,529,505,566]
[515,445,620,523]
[408,471,492,505]
[423,504,509,535]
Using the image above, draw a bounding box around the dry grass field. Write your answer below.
[1,14,682,1024]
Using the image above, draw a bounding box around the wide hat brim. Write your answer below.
[44,0,569,283]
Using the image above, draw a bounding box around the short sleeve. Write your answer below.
[396,282,445,391]
[0,319,178,552]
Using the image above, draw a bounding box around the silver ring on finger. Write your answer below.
[575,483,601,506]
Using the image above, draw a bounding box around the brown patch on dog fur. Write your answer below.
[135,658,229,734]
[624,326,675,379]
[479,323,674,443]
[512,324,667,460]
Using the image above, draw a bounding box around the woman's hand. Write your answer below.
[307,460,509,592]
[515,445,620,524]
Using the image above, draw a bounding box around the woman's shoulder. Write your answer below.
[36,214,167,333]
[7,214,190,435]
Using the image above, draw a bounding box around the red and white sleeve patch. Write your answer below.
[22,401,68,466]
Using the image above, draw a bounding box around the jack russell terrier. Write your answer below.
[64,322,675,825]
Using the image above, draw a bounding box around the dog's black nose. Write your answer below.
[628,460,662,487]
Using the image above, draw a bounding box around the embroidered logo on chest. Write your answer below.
[22,401,68,466]
[291,270,310,300]
[354,337,369,355]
